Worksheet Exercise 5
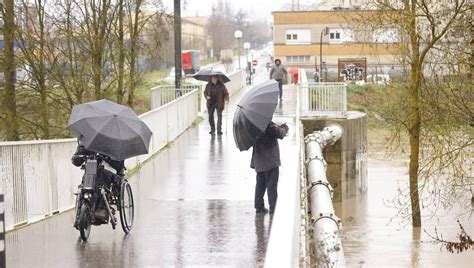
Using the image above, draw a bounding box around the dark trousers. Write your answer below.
[208,103,223,133]
[275,79,283,99]
[254,167,279,211]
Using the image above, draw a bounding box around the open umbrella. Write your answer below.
[193,69,230,83]
[233,80,279,151]
[67,99,152,161]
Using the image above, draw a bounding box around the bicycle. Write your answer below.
[73,154,134,241]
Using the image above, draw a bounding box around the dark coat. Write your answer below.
[204,82,229,111]
[250,122,289,172]
[71,145,125,174]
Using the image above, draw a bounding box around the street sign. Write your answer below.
[252,60,258,66]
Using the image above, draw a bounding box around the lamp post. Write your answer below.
[234,30,243,69]
[174,0,182,89]
[320,27,329,81]
[243,42,251,84]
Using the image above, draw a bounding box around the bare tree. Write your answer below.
[15,0,51,139]
[78,0,115,100]
[1,0,19,140]
[354,1,472,227]
[116,0,126,104]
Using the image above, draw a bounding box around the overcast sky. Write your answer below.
[161,0,317,21]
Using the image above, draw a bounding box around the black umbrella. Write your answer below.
[67,99,152,161]
[193,69,231,83]
[233,80,279,151]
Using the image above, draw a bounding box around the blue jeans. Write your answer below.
[275,79,283,99]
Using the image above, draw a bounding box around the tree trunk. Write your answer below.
[127,49,136,108]
[407,0,422,227]
[116,0,125,104]
[37,0,49,139]
[126,0,143,109]
[93,39,102,100]
[408,66,422,227]
[3,0,19,140]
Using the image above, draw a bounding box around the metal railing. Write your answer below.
[150,84,203,109]
[299,69,347,118]
[150,69,245,112]
[0,89,200,231]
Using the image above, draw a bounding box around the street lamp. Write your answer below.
[320,27,329,81]
[234,30,243,69]
[243,42,250,63]
[243,42,251,84]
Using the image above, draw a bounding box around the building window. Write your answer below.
[328,28,353,44]
[285,29,311,45]
[286,55,311,63]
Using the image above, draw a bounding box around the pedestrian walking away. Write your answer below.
[269,59,287,101]
[204,75,229,135]
[251,122,289,214]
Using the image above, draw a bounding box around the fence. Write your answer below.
[264,122,304,268]
[299,69,347,118]
[150,84,202,109]
[150,69,245,111]
[0,89,199,231]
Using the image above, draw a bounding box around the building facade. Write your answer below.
[272,3,402,79]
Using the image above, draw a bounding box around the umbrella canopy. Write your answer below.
[193,69,230,83]
[233,80,280,151]
[68,99,152,161]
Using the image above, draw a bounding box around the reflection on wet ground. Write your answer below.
[336,157,473,267]
[6,68,298,267]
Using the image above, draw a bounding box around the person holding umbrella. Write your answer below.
[252,121,288,213]
[203,75,229,135]
[233,80,289,214]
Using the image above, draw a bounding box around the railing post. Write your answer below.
[150,86,161,109]
[0,194,4,268]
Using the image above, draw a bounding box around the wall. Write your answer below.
[274,43,400,67]
[272,10,401,68]
[301,112,368,201]
[0,90,200,231]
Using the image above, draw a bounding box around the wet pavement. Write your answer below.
[6,61,299,267]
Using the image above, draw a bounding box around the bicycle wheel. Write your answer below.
[119,181,134,234]
[79,203,92,241]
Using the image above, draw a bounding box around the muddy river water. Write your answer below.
[335,154,473,267]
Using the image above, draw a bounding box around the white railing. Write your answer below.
[265,82,304,267]
[225,69,245,96]
[150,69,245,111]
[299,69,347,118]
[150,84,203,109]
[0,89,199,231]
[265,122,303,268]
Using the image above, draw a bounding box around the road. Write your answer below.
[6,54,298,267]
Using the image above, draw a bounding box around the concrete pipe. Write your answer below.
[305,125,345,267]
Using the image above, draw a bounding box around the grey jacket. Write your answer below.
[250,122,289,172]
[270,64,287,80]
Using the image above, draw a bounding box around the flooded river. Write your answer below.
[335,154,473,267]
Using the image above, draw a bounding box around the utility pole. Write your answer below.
[174,0,182,89]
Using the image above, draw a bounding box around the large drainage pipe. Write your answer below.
[304,125,345,267]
